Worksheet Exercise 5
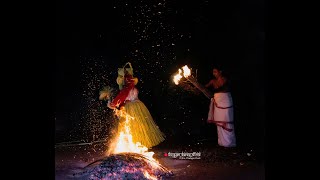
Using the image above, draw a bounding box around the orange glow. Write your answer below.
[182,65,191,77]
[107,108,164,179]
[173,65,192,85]
[173,68,183,85]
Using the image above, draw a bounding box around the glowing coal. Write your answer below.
[73,152,173,180]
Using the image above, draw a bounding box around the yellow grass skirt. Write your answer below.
[117,100,165,148]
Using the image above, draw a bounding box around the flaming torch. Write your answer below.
[173,65,213,99]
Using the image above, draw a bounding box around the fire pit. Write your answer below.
[71,108,173,179]
[73,152,173,179]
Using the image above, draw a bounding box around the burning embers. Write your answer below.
[74,152,172,180]
[74,108,172,179]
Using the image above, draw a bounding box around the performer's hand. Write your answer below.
[107,100,115,109]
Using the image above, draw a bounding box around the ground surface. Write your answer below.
[55,139,264,180]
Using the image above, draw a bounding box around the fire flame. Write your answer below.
[173,69,183,85]
[173,65,191,85]
[110,109,154,159]
[182,65,191,77]
[107,108,161,179]
[143,171,158,180]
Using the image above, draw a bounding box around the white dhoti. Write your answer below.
[207,92,236,147]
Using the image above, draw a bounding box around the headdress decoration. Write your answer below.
[116,62,138,89]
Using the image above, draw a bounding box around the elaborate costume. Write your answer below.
[108,63,165,148]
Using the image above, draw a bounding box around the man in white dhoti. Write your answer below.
[205,68,236,147]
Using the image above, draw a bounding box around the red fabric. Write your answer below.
[110,74,136,108]
[207,119,233,132]
[207,98,233,123]
[207,98,233,132]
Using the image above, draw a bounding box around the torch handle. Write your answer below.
[186,76,213,99]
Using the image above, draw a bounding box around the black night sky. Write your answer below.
[55,0,265,153]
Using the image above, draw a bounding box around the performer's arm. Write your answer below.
[107,100,115,109]
[205,79,213,88]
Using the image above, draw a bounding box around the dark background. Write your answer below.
[55,0,265,154]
